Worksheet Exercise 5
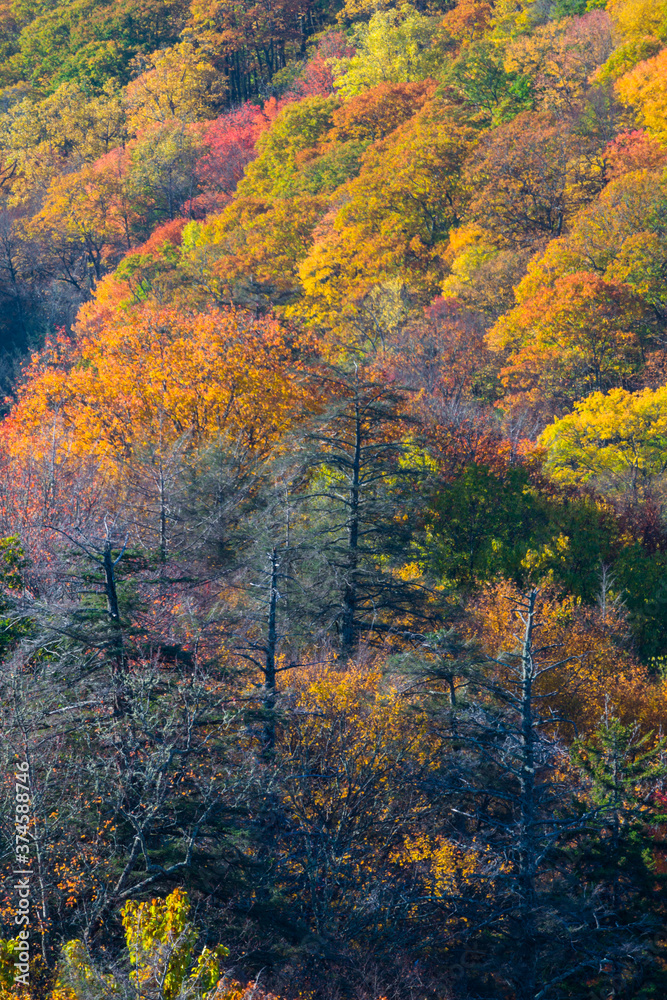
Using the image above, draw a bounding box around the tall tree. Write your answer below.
[428,590,617,998]
[567,716,667,998]
[297,362,435,656]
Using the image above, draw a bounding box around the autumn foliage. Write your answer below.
[0,1,667,999]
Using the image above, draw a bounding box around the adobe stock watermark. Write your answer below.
[13,760,31,988]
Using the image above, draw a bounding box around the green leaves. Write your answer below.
[446,39,535,126]
[122,889,227,1000]
[2,0,189,93]
[332,5,445,99]
[567,717,667,997]
[238,95,339,200]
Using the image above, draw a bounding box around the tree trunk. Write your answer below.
[341,398,361,657]
[103,540,129,717]
[518,587,538,1000]
[264,546,279,751]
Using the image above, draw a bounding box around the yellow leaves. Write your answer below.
[392,834,482,898]
[0,938,28,991]
[270,660,444,921]
[441,224,498,300]
[48,989,77,1000]
[499,165,667,352]
[125,42,224,133]
[291,666,404,754]
[122,889,198,1000]
[59,940,119,1000]
[184,194,331,310]
[0,80,126,205]
[236,96,339,201]
[61,890,228,1000]
[285,662,436,787]
[606,0,667,44]
[299,664,393,716]
[395,561,422,581]
[446,222,489,258]
[520,532,571,584]
[332,5,443,99]
[605,230,667,306]
[295,97,475,332]
[540,384,667,497]
[504,13,613,116]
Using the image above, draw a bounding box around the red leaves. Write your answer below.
[137,218,188,253]
[291,31,355,99]
[604,129,667,180]
[197,103,272,199]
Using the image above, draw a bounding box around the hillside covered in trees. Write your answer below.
[0,0,667,998]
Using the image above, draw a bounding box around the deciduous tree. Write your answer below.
[489,271,652,414]
[540,384,667,503]
[466,111,605,250]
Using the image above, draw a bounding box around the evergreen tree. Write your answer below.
[565,716,667,999]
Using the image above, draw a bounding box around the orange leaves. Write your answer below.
[208,985,285,1000]
[441,0,492,44]
[488,271,652,416]
[465,582,667,736]
[2,305,321,477]
[297,97,475,329]
[327,80,436,144]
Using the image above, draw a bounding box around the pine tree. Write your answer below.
[565,715,667,999]
[297,361,438,657]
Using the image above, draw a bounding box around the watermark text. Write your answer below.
[12,761,31,987]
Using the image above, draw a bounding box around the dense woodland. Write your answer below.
[0,0,666,998]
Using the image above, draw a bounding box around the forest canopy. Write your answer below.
[0,0,666,998]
